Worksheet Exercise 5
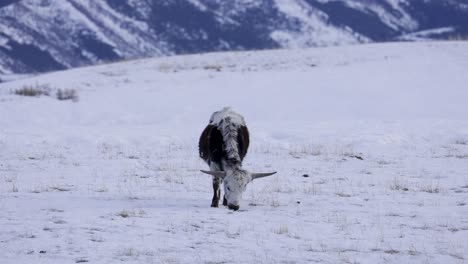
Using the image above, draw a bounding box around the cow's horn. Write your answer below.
[200,170,226,178]
[251,172,277,180]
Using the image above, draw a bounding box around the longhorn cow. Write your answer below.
[199,107,276,210]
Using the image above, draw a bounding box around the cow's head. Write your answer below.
[201,169,276,210]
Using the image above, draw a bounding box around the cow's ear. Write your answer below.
[200,170,226,179]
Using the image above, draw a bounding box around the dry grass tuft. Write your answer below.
[56,88,79,102]
[13,83,79,102]
[14,83,51,97]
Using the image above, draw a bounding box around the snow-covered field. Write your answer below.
[1,41,467,264]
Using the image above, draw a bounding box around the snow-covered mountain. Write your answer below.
[1,0,468,74]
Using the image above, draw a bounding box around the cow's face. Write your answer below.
[223,169,251,210]
[200,169,276,211]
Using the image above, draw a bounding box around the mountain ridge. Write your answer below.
[1,0,467,74]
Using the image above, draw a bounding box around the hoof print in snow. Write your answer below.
[75,258,89,263]
[302,174,309,178]
[39,250,46,254]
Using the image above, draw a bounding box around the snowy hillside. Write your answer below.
[1,0,468,74]
[0,41,468,263]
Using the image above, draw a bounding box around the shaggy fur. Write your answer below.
[199,108,249,169]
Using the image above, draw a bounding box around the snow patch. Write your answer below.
[187,0,208,11]
[273,0,367,47]
[398,27,456,41]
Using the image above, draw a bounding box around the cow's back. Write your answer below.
[199,108,250,168]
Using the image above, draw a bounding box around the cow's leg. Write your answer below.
[211,176,221,207]
[222,195,227,206]
[209,162,223,208]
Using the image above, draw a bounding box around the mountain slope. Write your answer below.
[0,41,467,264]
[1,0,468,74]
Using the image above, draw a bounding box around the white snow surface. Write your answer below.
[0,41,468,263]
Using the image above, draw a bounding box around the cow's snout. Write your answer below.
[228,204,240,211]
